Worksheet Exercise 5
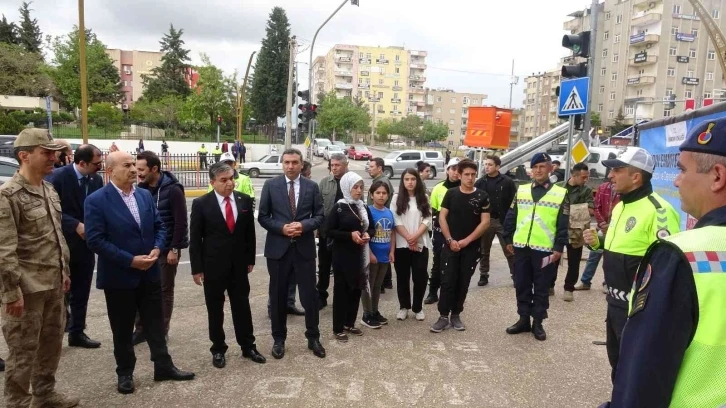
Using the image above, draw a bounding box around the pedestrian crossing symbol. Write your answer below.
[558,77,590,116]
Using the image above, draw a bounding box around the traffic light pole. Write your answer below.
[285,36,296,150]
[564,118,575,182]
[582,0,599,143]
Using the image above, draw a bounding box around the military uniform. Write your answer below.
[0,128,77,408]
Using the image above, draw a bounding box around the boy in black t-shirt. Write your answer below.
[431,159,491,333]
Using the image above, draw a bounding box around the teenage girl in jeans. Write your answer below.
[390,169,432,322]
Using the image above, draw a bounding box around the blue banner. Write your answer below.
[640,111,726,230]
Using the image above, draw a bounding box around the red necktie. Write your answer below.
[224,196,235,233]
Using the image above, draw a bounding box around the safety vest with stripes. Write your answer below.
[512,184,566,252]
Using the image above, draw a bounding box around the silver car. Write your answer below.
[382,150,445,179]
[0,156,19,186]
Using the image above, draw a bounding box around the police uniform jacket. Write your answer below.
[0,172,70,304]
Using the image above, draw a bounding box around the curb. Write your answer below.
[185,189,208,198]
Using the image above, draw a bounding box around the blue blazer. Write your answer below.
[258,175,324,260]
[85,183,167,290]
[48,164,103,251]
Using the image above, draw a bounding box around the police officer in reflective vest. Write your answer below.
[602,118,726,408]
[583,147,680,383]
[503,153,569,341]
[208,152,255,203]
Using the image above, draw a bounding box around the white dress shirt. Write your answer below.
[111,181,141,226]
[215,191,238,223]
[285,174,301,208]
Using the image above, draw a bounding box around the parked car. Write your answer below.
[390,141,407,148]
[332,141,346,148]
[382,150,445,179]
[238,154,282,178]
[313,138,331,157]
[426,141,446,149]
[0,156,19,186]
[323,144,344,161]
[347,145,372,161]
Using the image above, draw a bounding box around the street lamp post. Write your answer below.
[237,51,256,142]
[78,0,89,143]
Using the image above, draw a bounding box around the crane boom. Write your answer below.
[688,0,726,79]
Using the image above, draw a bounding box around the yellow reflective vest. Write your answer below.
[512,184,567,252]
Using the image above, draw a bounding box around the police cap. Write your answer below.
[530,152,552,167]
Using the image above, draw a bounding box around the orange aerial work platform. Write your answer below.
[463,107,512,150]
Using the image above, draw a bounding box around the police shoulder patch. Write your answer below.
[629,291,649,318]
[656,228,670,239]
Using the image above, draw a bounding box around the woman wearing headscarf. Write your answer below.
[324,172,375,342]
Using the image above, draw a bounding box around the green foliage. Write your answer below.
[7,108,73,126]
[249,7,291,127]
[0,43,52,96]
[610,107,628,135]
[129,95,184,130]
[47,27,123,109]
[590,111,601,128]
[141,24,191,102]
[17,2,42,54]
[316,91,370,137]
[420,120,448,143]
[0,111,24,134]
[0,14,19,45]
[188,53,233,127]
[87,102,122,135]
[394,115,424,139]
[375,118,394,142]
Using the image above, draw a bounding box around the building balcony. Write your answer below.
[358,83,370,89]
[632,11,661,27]
[409,87,425,94]
[409,50,427,57]
[409,75,425,82]
[360,71,369,76]
[375,58,389,64]
[624,96,656,104]
[392,86,402,91]
[629,54,658,66]
[336,55,352,63]
[627,75,657,86]
[630,33,660,45]
[410,63,427,70]
[416,101,425,107]
[335,70,353,77]
[563,18,581,32]
[359,58,371,64]
[335,82,353,90]
[391,98,401,103]
[633,0,656,6]
[391,110,402,116]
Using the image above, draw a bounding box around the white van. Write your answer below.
[313,138,331,157]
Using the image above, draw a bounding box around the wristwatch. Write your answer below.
[171,248,179,254]
[445,238,453,244]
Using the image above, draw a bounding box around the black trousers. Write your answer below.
[513,247,558,320]
[551,244,583,291]
[268,245,319,343]
[316,237,333,303]
[429,231,445,291]
[332,269,362,334]
[606,305,628,383]
[103,280,172,376]
[382,264,392,288]
[68,248,95,334]
[203,271,256,355]
[394,248,429,313]
[438,245,480,316]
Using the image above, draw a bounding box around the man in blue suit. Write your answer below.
[49,144,104,349]
[258,148,326,360]
[85,151,194,395]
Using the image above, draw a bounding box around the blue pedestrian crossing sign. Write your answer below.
[558,77,590,116]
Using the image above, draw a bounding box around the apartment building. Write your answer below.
[105,49,164,108]
[564,0,726,131]
[424,89,488,146]
[312,44,428,128]
[510,108,524,147]
[521,69,563,140]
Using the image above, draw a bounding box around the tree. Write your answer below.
[0,111,24,134]
[87,102,122,136]
[0,14,19,45]
[420,121,449,143]
[316,90,370,139]
[590,111,601,127]
[610,107,628,135]
[395,115,424,139]
[0,43,53,96]
[17,2,42,54]
[249,7,291,132]
[188,53,233,128]
[48,27,123,108]
[375,118,394,143]
[141,24,191,102]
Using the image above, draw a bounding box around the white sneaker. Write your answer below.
[396,308,408,321]
[415,310,425,321]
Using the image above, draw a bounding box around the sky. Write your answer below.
[1,0,592,108]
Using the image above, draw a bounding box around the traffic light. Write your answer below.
[217,115,222,124]
[561,31,590,79]
[309,104,317,120]
[668,94,677,109]
[351,0,359,6]
[298,90,310,102]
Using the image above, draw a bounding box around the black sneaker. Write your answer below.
[374,311,389,325]
[361,313,382,329]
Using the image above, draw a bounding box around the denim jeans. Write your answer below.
[580,249,603,285]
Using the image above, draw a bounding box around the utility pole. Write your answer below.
[78,0,89,143]
[285,36,296,149]
[370,102,376,145]
[508,59,518,109]
[294,62,300,144]
[582,0,599,142]
[237,51,256,142]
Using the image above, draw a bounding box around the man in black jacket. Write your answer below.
[49,144,104,349]
[474,155,516,286]
[132,151,188,345]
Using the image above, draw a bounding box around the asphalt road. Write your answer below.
[0,155,614,407]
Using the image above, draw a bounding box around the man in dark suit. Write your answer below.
[258,148,326,360]
[85,151,194,395]
[49,144,104,349]
[190,162,266,368]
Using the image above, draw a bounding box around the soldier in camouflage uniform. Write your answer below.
[0,129,79,408]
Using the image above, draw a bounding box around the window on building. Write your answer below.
[395,55,400,61]
[614,34,621,44]
[380,67,385,74]
[598,104,603,112]
[393,104,398,112]
[625,106,634,116]
[436,107,441,113]
[665,88,674,97]
[672,26,679,36]
[409,94,414,100]
[714,9,721,19]
[669,46,678,56]
[616,14,622,24]
[451,97,456,103]
[601,67,607,76]
[687,70,694,77]
[599,86,605,94]
[609,92,616,101]
[378,92,383,98]
[604,31,610,41]
[613,53,619,63]
[448,129,454,136]
[395,67,400,74]
[449,119,455,125]
[708,50,716,60]
[705,92,713,98]
[358,78,365,84]
[379,54,385,60]
[707,72,714,80]
[689,49,697,58]
[602,49,609,57]
[394,80,399,86]
[673,5,681,14]
[664,109,672,117]
[473,98,479,104]
[378,79,384,85]
[437,96,442,102]
[606,11,611,20]
[611,72,618,81]
[608,111,615,119]
[449,108,456,114]
[393,92,399,99]
[463,96,470,105]
[692,29,699,37]
[667,67,675,76]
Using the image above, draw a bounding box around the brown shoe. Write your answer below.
[31,391,80,408]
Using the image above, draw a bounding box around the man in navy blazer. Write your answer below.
[49,144,104,349]
[85,151,194,395]
[258,148,326,360]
